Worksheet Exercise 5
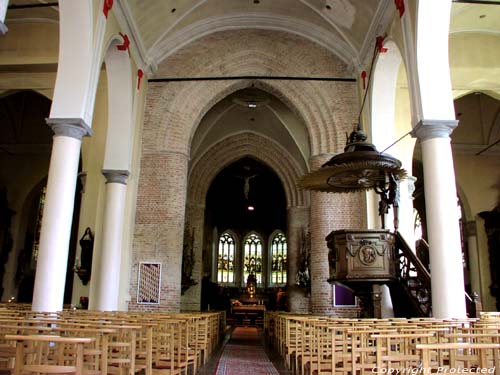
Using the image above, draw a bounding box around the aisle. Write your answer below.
[214,327,280,375]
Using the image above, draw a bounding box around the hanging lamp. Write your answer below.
[297,37,407,229]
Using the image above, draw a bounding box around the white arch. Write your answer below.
[370,38,416,244]
[50,1,93,122]
[416,0,455,120]
[102,37,134,171]
[371,39,402,151]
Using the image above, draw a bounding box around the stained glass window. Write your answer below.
[271,231,287,285]
[217,232,235,284]
[243,233,263,286]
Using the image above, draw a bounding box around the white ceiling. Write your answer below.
[117,0,392,72]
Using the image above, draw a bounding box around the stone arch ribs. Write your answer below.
[147,30,359,156]
[188,132,308,209]
[149,14,356,67]
[149,77,350,157]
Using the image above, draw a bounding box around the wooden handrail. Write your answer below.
[394,231,432,316]
[395,231,431,284]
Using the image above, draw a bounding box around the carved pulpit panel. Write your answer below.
[327,230,397,284]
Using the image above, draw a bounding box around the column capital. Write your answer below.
[411,119,458,141]
[46,118,92,140]
[102,169,130,185]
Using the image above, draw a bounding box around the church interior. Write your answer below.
[0,0,499,373]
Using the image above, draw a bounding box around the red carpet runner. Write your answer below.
[215,327,280,375]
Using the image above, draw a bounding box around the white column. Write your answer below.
[396,176,417,250]
[94,170,129,311]
[32,119,91,312]
[380,285,395,318]
[412,120,466,319]
[0,0,8,34]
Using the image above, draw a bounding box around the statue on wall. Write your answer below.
[74,227,94,285]
[181,224,197,294]
[479,205,500,310]
[296,227,311,289]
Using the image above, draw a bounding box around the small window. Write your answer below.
[217,232,235,285]
[243,233,263,286]
[270,231,287,286]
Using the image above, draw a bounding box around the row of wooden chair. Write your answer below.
[0,307,224,375]
[265,312,500,375]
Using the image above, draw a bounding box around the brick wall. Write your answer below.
[309,155,367,315]
[128,151,188,312]
[130,29,361,313]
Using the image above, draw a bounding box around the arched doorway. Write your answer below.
[0,90,82,304]
[203,157,287,319]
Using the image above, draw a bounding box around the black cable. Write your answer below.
[148,75,356,83]
[380,131,412,154]
[357,41,380,130]
[476,138,500,155]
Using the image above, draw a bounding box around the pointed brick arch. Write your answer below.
[188,132,308,209]
[145,30,359,157]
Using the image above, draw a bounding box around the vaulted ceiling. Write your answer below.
[6,0,500,73]
[119,0,387,70]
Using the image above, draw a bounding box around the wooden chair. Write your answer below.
[5,334,95,375]
[416,342,500,374]
[372,332,435,372]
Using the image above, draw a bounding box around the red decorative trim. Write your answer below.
[395,0,405,17]
[361,71,367,90]
[103,0,113,18]
[117,33,130,51]
[137,69,144,90]
[376,36,388,53]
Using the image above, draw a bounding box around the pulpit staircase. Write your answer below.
[326,230,432,317]
[389,232,431,317]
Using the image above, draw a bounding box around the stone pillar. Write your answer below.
[309,155,366,315]
[32,119,91,312]
[286,206,310,313]
[130,151,189,312]
[412,120,467,318]
[94,170,129,311]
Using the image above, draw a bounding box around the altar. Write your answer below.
[230,304,266,327]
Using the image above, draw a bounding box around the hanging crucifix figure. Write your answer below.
[236,173,257,200]
[243,174,257,200]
